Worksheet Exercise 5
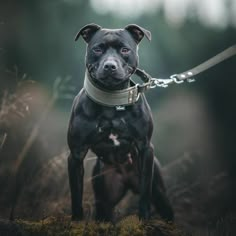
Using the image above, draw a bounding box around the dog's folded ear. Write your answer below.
[75,23,102,43]
[125,24,151,44]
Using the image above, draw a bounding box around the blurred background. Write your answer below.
[0,0,236,235]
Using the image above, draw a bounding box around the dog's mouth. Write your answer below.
[87,64,135,90]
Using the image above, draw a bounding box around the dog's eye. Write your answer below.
[93,48,103,55]
[121,47,130,54]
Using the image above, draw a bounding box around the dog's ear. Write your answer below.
[125,24,151,44]
[75,23,102,43]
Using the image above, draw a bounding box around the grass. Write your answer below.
[16,215,186,236]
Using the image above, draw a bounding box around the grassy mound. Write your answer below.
[15,215,187,236]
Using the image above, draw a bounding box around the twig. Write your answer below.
[0,133,7,150]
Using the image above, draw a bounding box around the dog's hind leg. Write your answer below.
[151,158,174,221]
[92,160,127,222]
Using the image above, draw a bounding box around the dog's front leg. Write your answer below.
[68,148,87,221]
[139,144,154,220]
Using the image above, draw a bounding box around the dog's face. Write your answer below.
[75,24,151,90]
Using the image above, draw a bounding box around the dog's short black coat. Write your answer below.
[67,23,174,221]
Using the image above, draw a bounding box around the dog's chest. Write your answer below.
[94,115,130,147]
[90,112,136,163]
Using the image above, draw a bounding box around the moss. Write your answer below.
[117,216,145,236]
[16,215,187,236]
[143,218,187,236]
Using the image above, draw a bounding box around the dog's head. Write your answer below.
[75,24,151,90]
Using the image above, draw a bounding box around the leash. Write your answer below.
[136,44,236,90]
[84,44,236,109]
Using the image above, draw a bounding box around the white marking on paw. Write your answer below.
[109,133,120,146]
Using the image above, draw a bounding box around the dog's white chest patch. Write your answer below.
[109,133,120,146]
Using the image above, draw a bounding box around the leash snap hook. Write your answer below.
[152,78,171,88]
[170,74,184,84]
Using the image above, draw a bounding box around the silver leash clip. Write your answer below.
[170,74,184,84]
[151,78,173,88]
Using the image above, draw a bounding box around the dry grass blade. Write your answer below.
[0,133,7,150]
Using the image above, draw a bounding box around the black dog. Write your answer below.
[67,23,174,222]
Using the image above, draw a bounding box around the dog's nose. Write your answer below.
[103,61,117,72]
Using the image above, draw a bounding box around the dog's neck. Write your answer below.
[83,71,140,107]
